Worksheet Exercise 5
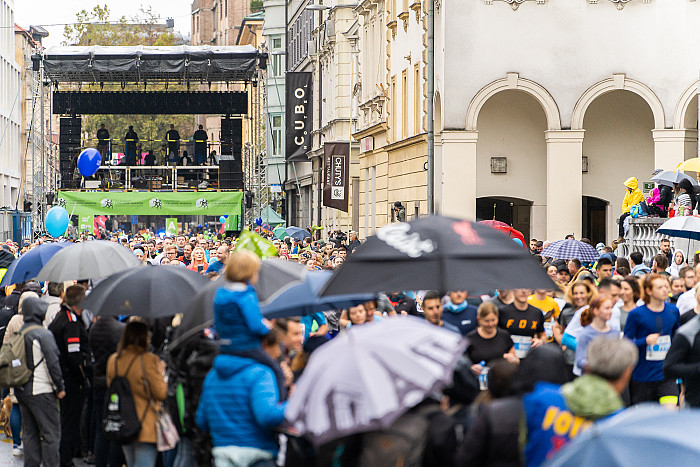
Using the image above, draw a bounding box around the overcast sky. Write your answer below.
[14,0,193,47]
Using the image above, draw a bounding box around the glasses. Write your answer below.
[167,252,177,256]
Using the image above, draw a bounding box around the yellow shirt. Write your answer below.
[527,295,561,321]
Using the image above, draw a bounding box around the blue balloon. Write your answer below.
[255,217,262,226]
[219,216,226,224]
[45,206,70,237]
[77,148,102,177]
[512,238,523,246]
[224,215,229,219]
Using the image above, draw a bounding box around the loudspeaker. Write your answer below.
[59,117,81,189]
[219,118,243,190]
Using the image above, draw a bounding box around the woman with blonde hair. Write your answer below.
[187,246,209,274]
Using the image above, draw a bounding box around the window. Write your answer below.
[402,70,407,139]
[414,63,421,134]
[271,55,284,76]
[273,38,282,49]
[271,115,283,155]
[225,0,228,17]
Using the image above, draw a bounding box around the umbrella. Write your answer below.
[657,216,700,240]
[545,405,700,466]
[320,215,554,296]
[539,239,599,262]
[650,170,697,187]
[82,266,210,319]
[0,243,71,286]
[273,226,289,240]
[261,270,375,319]
[478,220,526,247]
[172,259,308,347]
[676,157,700,173]
[36,240,143,282]
[285,316,467,446]
[286,226,311,241]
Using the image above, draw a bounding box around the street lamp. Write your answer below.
[305,3,331,10]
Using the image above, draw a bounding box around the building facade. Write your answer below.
[435,0,699,244]
[0,0,22,237]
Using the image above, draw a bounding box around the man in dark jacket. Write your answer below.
[49,285,90,467]
[193,124,208,165]
[16,296,65,467]
[346,231,361,254]
[89,316,125,467]
[0,283,23,343]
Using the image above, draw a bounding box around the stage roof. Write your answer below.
[41,45,264,83]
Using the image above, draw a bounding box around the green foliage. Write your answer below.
[63,4,194,155]
[250,0,264,13]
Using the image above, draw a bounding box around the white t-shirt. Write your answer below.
[676,289,696,314]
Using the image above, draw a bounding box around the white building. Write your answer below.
[0,0,22,234]
[435,0,699,244]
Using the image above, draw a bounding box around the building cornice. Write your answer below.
[384,132,427,152]
[352,122,389,140]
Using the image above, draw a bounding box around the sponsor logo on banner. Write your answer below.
[377,223,435,258]
[149,198,162,208]
[285,72,313,161]
[322,142,350,212]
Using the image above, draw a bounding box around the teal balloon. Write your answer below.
[512,238,523,246]
[45,206,70,237]
[219,216,226,224]
[77,148,102,177]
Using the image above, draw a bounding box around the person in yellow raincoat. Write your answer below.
[618,177,645,243]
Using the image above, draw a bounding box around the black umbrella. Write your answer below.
[82,266,210,319]
[320,215,555,296]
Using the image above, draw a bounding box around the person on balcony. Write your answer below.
[124,126,139,166]
[617,177,644,243]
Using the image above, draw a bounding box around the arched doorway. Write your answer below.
[476,89,548,241]
[581,90,655,243]
[477,196,532,241]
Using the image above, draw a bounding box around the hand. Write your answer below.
[646,333,660,345]
[470,363,483,376]
[503,353,519,364]
[262,318,272,330]
[57,391,66,399]
[280,361,294,387]
[531,338,544,348]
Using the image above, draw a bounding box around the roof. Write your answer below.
[41,45,264,83]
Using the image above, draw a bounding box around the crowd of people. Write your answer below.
[1,225,699,467]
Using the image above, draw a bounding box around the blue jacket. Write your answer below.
[443,300,478,336]
[214,283,269,352]
[196,354,286,453]
[206,260,225,274]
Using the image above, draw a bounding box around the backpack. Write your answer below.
[103,355,148,444]
[0,325,43,387]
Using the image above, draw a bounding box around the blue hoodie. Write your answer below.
[214,283,270,352]
[631,263,651,277]
[196,354,286,453]
[443,299,478,336]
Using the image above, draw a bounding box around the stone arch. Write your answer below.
[673,80,698,129]
[571,74,665,130]
[465,72,561,131]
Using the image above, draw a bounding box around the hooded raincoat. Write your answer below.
[621,177,645,214]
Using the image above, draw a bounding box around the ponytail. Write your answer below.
[580,306,593,327]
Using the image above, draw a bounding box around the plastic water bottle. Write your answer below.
[479,361,488,391]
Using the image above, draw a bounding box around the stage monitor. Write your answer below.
[53,91,248,115]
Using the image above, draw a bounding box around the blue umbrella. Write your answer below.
[261,270,375,319]
[0,243,70,286]
[285,226,311,241]
[545,405,700,466]
[539,239,599,262]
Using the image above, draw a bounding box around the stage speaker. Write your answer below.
[59,117,81,189]
[219,118,243,190]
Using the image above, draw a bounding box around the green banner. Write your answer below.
[57,191,243,216]
[79,215,94,233]
[165,218,178,236]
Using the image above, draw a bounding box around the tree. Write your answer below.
[63,5,194,163]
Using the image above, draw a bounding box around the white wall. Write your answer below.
[441,1,700,130]
[0,0,21,210]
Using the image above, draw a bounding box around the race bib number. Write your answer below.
[544,321,553,339]
[646,335,671,361]
[511,335,533,359]
[68,343,81,353]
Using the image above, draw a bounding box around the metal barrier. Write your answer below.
[79,165,221,191]
[618,217,699,266]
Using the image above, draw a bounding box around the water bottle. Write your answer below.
[479,361,489,391]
